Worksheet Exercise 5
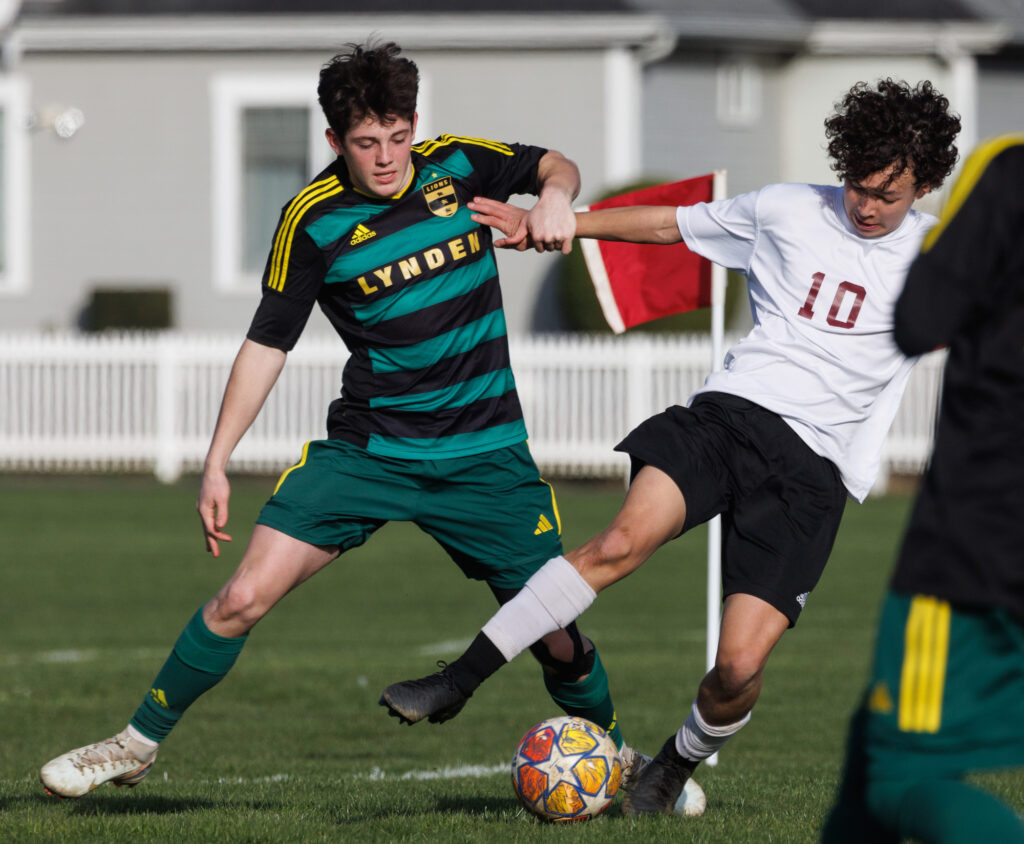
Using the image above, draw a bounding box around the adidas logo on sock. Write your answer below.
[350,224,376,245]
[534,514,554,535]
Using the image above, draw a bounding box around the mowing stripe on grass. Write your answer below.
[363,763,507,781]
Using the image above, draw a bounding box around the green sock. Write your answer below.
[543,650,624,748]
[869,777,1024,844]
[129,607,248,742]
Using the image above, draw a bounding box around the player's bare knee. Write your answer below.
[711,655,763,701]
[530,627,594,682]
[207,582,266,629]
[536,629,576,665]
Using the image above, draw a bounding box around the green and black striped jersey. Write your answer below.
[247,134,546,459]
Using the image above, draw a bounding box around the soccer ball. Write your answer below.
[511,715,621,822]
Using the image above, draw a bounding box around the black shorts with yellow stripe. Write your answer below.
[859,590,1024,782]
[256,439,563,590]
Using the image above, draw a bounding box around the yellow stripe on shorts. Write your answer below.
[898,595,951,733]
[273,441,311,496]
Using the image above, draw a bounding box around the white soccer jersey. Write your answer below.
[676,182,935,501]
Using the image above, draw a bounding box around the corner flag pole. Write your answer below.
[705,169,727,767]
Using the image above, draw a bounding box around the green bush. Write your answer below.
[83,287,173,331]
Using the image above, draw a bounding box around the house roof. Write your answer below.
[22,0,635,12]
[14,0,1022,50]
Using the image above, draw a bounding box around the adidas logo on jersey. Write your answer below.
[534,514,554,535]
[350,224,376,246]
[867,681,894,714]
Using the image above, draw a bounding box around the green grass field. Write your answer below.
[1,474,1020,842]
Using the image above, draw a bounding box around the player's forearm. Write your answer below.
[574,205,682,244]
[536,150,581,205]
[204,339,287,473]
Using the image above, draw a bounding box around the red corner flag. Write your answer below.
[580,174,718,333]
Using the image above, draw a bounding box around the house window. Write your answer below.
[211,75,330,293]
[241,107,310,274]
[0,76,29,296]
[211,72,432,293]
[716,59,763,129]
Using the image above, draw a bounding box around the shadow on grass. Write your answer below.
[329,795,524,825]
[30,792,218,815]
[434,795,522,815]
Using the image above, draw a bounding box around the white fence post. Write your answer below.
[154,335,182,483]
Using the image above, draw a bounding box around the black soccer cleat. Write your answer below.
[621,735,696,816]
[379,661,469,725]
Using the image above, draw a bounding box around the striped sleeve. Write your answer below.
[266,175,344,292]
[246,199,331,352]
[415,135,545,201]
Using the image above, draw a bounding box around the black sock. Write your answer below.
[659,735,701,775]
[446,632,507,696]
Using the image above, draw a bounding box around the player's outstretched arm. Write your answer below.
[575,205,683,244]
[198,338,287,557]
[470,197,682,249]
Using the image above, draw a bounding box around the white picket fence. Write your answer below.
[0,331,944,490]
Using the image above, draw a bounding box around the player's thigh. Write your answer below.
[257,439,414,551]
[567,465,686,590]
[613,399,736,533]
[862,592,1024,786]
[214,524,339,606]
[715,592,790,675]
[605,464,686,551]
[417,442,563,591]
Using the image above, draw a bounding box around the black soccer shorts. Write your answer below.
[615,391,847,625]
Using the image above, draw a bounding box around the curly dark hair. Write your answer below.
[318,41,419,136]
[824,79,960,189]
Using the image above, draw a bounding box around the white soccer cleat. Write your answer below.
[675,777,707,817]
[619,744,652,792]
[39,730,157,798]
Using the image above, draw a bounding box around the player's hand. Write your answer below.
[469,197,533,251]
[523,191,576,255]
[197,468,232,557]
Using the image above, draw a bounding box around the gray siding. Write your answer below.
[977,63,1024,140]
[642,55,784,198]
[11,48,612,336]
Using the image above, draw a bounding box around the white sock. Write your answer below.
[124,723,159,749]
[482,555,596,661]
[675,701,751,762]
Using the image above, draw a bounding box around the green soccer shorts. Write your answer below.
[256,439,564,590]
[859,591,1024,783]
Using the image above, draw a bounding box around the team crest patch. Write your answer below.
[422,176,458,217]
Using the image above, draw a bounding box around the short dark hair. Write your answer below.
[318,41,419,136]
[824,78,961,189]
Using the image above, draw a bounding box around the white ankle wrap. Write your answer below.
[675,701,751,761]
[125,724,159,748]
[482,556,596,662]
